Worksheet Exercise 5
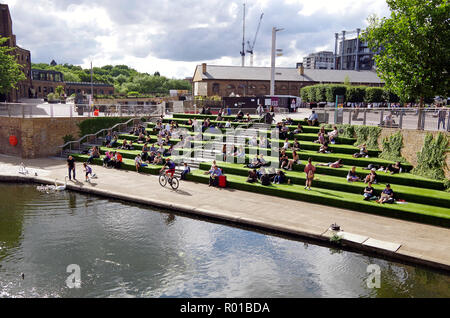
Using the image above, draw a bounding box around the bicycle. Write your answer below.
[159,170,180,190]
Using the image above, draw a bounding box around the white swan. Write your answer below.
[54,176,67,191]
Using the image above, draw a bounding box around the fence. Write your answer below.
[311,107,450,132]
[0,102,166,119]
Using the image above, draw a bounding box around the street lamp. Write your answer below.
[270,27,284,96]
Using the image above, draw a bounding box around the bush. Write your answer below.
[379,131,406,162]
[354,126,381,150]
[366,87,384,103]
[346,86,366,103]
[325,85,347,103]
[77,117,134,136]
[412,133,449,180]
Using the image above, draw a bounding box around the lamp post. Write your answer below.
[270,27,284,96]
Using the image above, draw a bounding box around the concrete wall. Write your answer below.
[0,117,84,158]
[379,128,450,178]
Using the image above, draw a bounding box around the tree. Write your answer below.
[362,0,450,128]
[0,37,26,95]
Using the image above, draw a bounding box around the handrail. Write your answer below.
[57,115,161,156]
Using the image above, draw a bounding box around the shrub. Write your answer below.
[354,126,381,150]
[365,87,384,103]
[412,133,449,180]
[379,131,406,162]
[325,85,347,103]
[77,117,134,136]
[346,86,366,103]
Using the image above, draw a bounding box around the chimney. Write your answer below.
[297,63,304,76]
[202,63,207,74]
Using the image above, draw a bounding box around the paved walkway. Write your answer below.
[0,154,449,271]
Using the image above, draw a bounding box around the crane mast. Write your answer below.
[246,12,264,67]
[240,3,246,67]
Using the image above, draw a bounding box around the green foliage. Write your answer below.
[325,85,347,103]
[77,117,134,136]
[47,93,57,101]
[379,131,406,162]
[412,133,449,180]
[362,0,450,103]
[321,123,355,138]
[365,87,385,103]
[0,37,27,95]
[329,233,342,244]
[354,126,381,150]
[55,85,65,97]
[346,86,366,103]
[31,62,191,96]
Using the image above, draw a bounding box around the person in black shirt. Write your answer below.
[363,182,377,201]
[385,161,402,174]
[67,155,76,180]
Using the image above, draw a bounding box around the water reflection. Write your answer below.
[0,183,448,298]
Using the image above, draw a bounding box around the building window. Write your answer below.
[212,83,220,94]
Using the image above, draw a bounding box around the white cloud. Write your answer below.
[3,0,390,78]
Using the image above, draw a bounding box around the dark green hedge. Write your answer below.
[77,117,134,136]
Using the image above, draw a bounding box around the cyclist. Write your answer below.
[160,157,176,180]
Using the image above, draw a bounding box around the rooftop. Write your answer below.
[195,64,383,84]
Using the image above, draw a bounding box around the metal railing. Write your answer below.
[0,102,166,118]
[57,116,162,157]
[310,107,450,132]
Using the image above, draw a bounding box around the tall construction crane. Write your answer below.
[240,3,246,67]
[246,12,264,67]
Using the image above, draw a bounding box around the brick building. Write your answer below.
[192,63,383,98]
[0,4,32,102]
[1,4,113,101]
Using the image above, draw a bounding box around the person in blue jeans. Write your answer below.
[180,163,191,180]
[67,155,76,180]
[273,169,286,184]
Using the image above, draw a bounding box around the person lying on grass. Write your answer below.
[376,184,395,204]
[353,144,369,158]
[316,159,343,168]
[385,161,402,174]
[364,168,378,184]
[363,182,377,201]
[347,166,360,182]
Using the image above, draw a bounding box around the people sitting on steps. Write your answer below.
[376,184,395,204]
[273,169,286,184]
[385,161,402,174]
[347,166,360,182]
[87,146,100,164]
[363,182,377,201]
[180,163,191,180]
[307,110,319,126]
[293,123,303,134]
[247,169,258,183]
[285,151,300,171]
[318,141,331,153]
[364,168,378,184]
[328,126,339,144]
[205,164,223,187]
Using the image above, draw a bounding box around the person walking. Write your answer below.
[67,155,76,181]
[304,158,316,190]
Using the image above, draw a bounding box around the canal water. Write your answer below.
[0,183,448,298]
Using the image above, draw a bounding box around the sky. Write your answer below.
[3,0,390,79]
